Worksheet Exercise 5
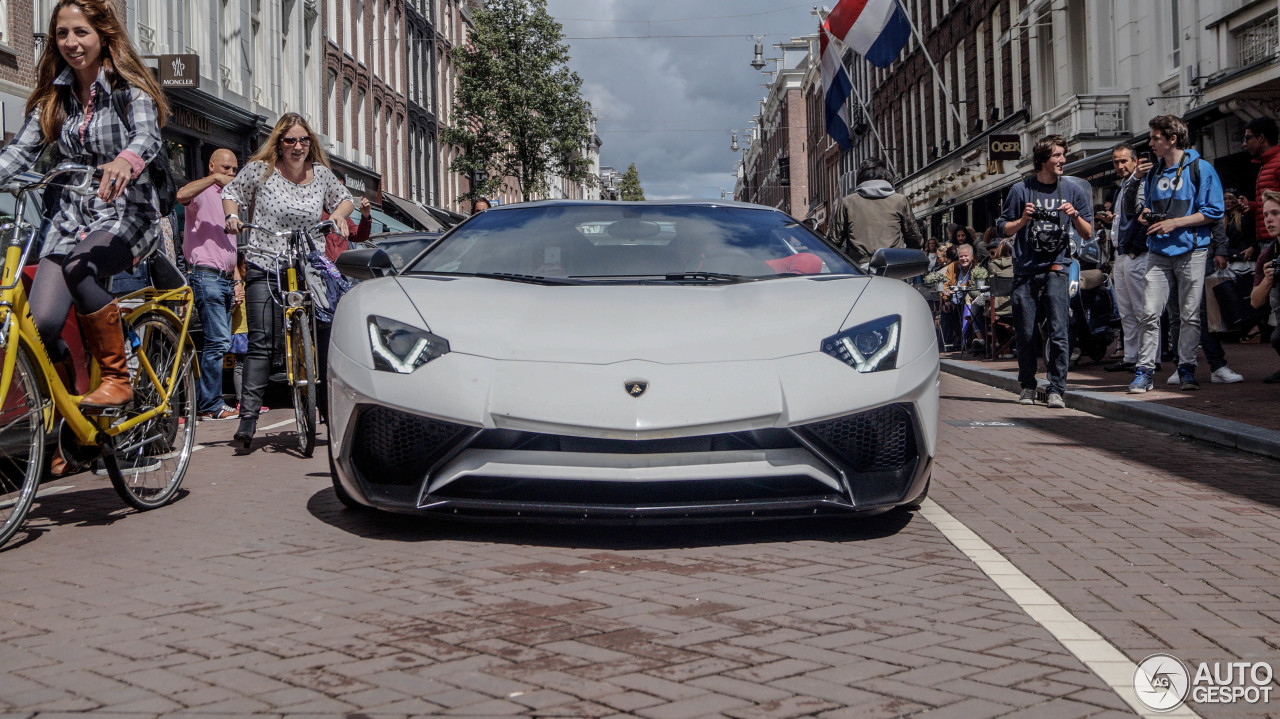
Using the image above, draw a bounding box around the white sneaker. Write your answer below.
[1211,366,1244,384]
[1166,370,1180,385]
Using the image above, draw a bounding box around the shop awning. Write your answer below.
[382,192,445,232]
[425,204,468,228]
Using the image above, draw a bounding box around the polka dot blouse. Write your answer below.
[222,160,352,268]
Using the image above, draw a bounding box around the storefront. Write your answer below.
[161,88,266,184]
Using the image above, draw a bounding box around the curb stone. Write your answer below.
[941,358,1280,462]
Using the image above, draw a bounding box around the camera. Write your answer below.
[1031,226,1066,253]
[1145,211,1170,224]
[1030,207,1060,222]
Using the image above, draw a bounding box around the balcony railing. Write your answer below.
[1045,95,1131,140]
[137,23,156,54]
[1237,13,1279,67]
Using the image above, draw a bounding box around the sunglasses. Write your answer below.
[281,136,312,146]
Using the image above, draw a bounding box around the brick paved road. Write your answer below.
[0,375,1276,718]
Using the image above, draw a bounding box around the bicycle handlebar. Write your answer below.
[0,162,98,198]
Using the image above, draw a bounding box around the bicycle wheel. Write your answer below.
[0,347,45,548]
[105,315,196,510]
[289,310,317,458]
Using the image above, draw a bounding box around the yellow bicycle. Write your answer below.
[0,163,198,549]
[237,220,333,457]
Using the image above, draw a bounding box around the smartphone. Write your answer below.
[1146,151,1158,165]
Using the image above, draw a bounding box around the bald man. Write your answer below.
[179,149,242,420]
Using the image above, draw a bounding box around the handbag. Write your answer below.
[1212,271,1270,330]
[1204,269,1232,333]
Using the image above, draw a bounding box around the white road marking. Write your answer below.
[260,418,297,432]
[919,499,1204,719]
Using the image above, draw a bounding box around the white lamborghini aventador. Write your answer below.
[328,200,937,521]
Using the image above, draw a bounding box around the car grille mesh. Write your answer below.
[351,406,474,485]
[800,404,917,472]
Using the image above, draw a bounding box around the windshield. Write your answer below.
[405,204,859,280]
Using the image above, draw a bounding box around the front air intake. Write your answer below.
[350,406,476,486]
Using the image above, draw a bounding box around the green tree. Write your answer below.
[441,0,593,201]
[618,163,645,201]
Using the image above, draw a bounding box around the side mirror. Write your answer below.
[868,248,930,280]
[335,247,394,281]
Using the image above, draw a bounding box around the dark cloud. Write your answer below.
[548,0,821,199]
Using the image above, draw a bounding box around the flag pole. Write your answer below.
[895,0,967,142]
[846,73,898,181]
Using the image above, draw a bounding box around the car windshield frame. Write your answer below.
[402,203,862,282]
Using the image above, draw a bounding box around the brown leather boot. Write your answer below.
[78,301,133,409]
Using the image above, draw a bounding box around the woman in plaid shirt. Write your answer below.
[0,0,168,411]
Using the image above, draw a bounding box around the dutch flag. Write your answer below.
[823,0,911,69]
[819,28,853,151]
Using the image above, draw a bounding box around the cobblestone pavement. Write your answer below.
[0,375,1277,718]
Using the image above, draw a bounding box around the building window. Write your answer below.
[355,0,364,63]
[137,0,159,53]
[0,1,10,47]
[326,71,337,139]
[220,0,239,92]
[356,89,366,155]
[1167,0,1181,69]
[342,79,353,145]
[251,0,265,105]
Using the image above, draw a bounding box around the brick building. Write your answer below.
[736,38,810,218]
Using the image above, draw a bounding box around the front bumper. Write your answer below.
[327,345,938,522]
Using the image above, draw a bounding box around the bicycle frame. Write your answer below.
[240,223,329,389]
[0,166,196,447]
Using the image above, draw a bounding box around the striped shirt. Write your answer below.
[0,67,163,260]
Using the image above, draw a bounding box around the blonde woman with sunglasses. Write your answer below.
[221,113,353,445]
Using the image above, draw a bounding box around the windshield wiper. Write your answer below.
[662,271,750,283]
[471,272,580,285]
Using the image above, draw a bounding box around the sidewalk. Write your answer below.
[940,339,1280,460]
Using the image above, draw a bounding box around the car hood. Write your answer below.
[391,275,872,364]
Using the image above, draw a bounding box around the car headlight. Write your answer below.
[821,315,900,373]
[368,315,449,373]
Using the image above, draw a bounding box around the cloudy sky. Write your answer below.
[545,1,823,200]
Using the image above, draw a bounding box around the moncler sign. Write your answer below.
[159,54,199,88]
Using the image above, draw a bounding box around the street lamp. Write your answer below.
[750,37,766,71]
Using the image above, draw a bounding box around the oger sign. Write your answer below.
[989,135,1021,161]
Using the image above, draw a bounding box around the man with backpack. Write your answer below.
[1124,115,1225,393]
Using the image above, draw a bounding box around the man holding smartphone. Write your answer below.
[1106,144,1146,374]
[1124,115,1225,393]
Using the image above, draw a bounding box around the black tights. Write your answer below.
[31,231,134,359]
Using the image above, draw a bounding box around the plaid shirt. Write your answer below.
[0,67,162,260]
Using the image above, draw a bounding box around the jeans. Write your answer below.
[189,269,235,413]
[240,266,284,419]
[1138,249,1207,371]
[1111,252,1147,364]
[1012,270,1069,396]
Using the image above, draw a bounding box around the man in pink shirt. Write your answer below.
[178,149,242,420]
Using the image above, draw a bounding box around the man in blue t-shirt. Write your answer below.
[1123,115,1224,393]
[996,134,1094,409]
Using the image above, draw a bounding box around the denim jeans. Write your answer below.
[240,266,284,419]
[189,269,235,413]
[1111,252,1147,364]
[1138,249,1207,371]
[1011,270,1069,396]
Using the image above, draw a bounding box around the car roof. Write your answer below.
[485,199,782,212]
